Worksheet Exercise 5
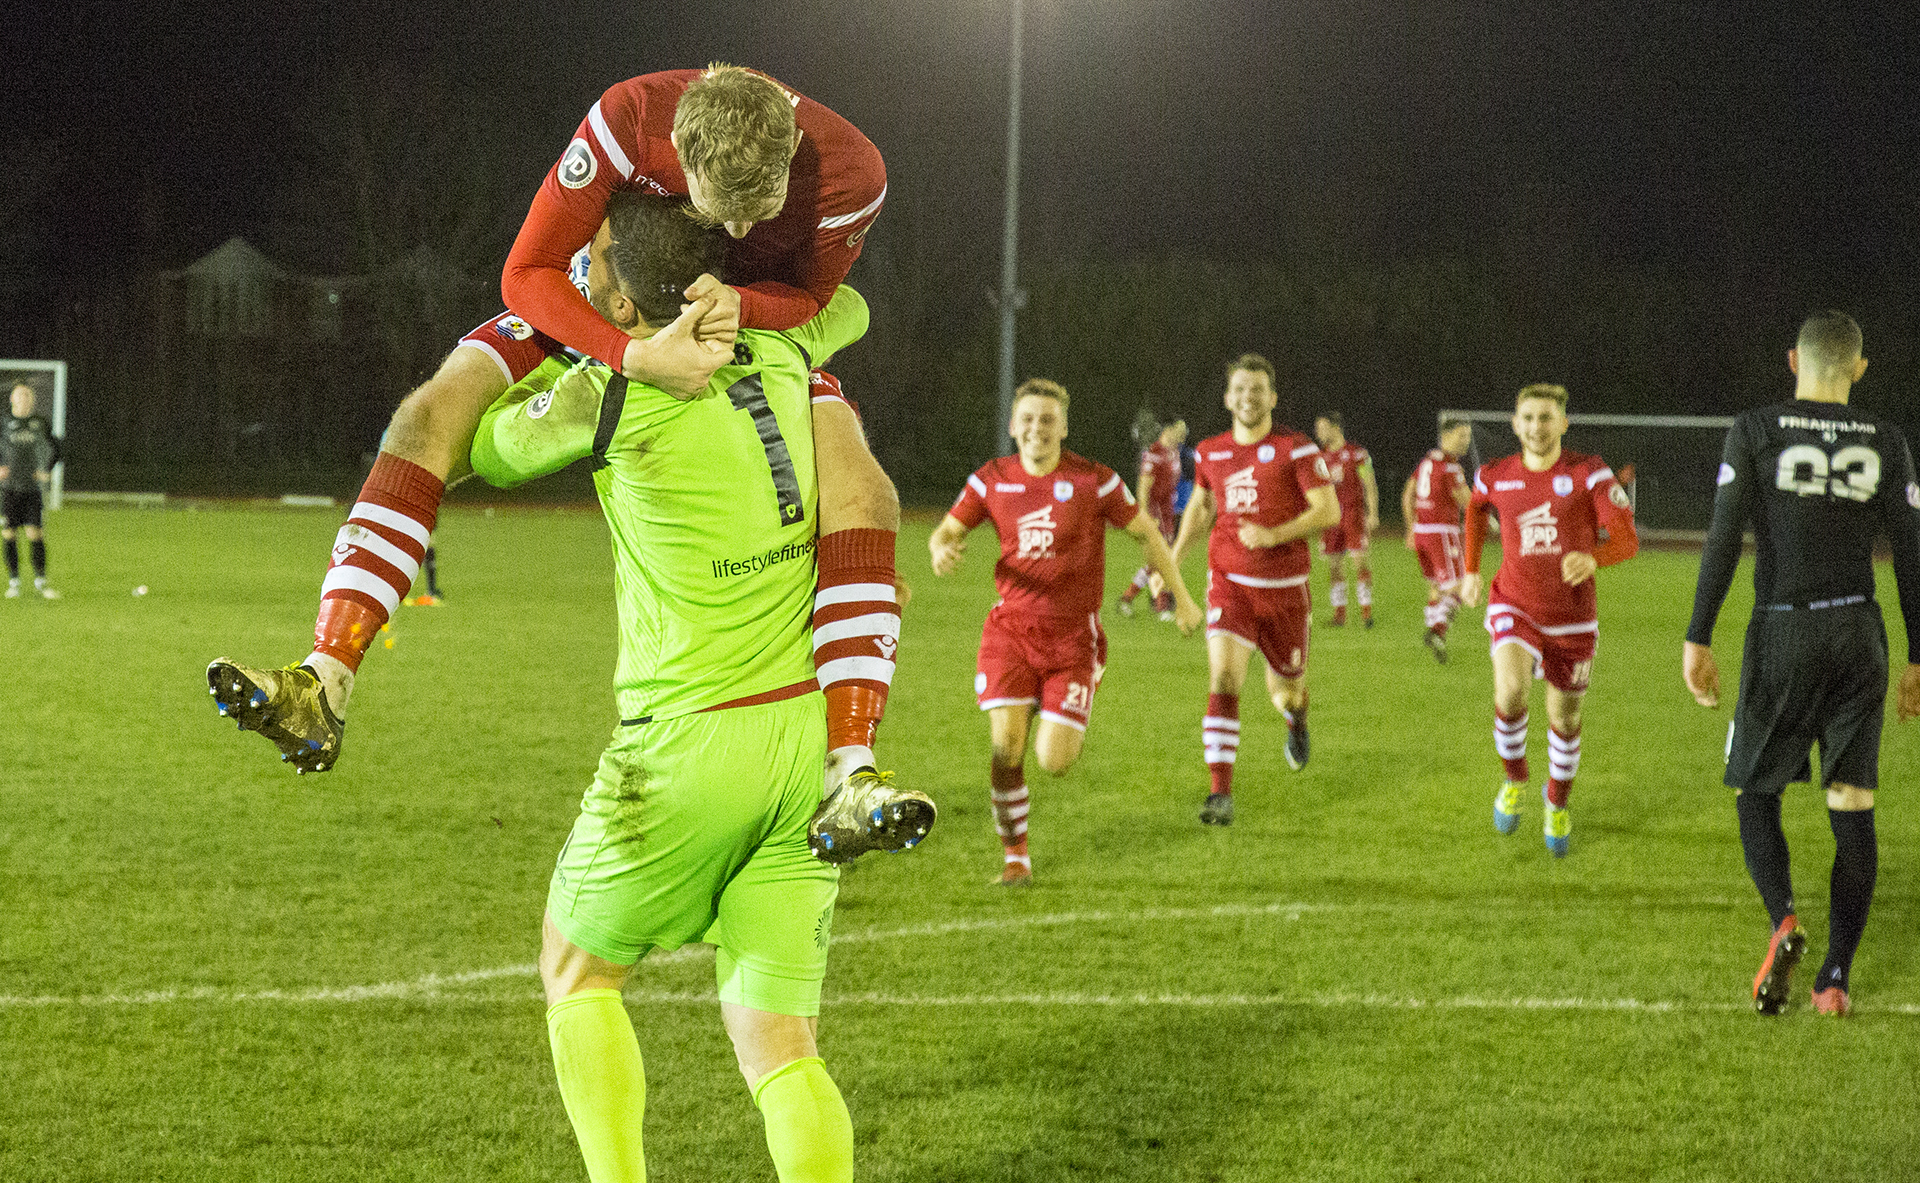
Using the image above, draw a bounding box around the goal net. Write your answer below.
[1439,410,1735,537]
[1,359,67,510]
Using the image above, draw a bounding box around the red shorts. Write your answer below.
[975,606,1107,731]
[1320,518,1369,557]
[1484,603,1597,693]
[458,311,567,385]
[1206,572,1311,679]
[1413,527,1465,589]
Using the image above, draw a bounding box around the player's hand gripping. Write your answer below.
[1560,550,1597,586]
[1682,641,1720,708]
[1898,663,1920,721]
[682,273,742,345]
[625,295,732,399]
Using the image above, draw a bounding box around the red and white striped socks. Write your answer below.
[1204,692,1240,796]
[989,757,1030,870]
[1424,592,1460,635]
[812,529,900,783]
[1547,726,1581,807]
[307,453,443,712]
[1495,710,1529,783]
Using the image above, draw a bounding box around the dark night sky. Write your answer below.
[13,0,1918,272]
[10,0,1920,452]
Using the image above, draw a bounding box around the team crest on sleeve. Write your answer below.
[495,316,535,341]
[1256,444,1276,463]
[1054,480,1074,502]
[1553,474,1574,496]
[559,138,598,189]
[1718,462,1736,486]
[1608,484,1631,508]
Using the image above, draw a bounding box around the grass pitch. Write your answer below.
[2,502,1916,1181]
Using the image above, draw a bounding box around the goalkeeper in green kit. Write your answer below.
[470,191,929,1183]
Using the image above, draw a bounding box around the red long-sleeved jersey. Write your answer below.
[502,69,887,369]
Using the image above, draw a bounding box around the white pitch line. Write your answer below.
[6,901,1914,1016]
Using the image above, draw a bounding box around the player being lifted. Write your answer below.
[1402,416,1474,662]
[1117,413,1188,621]
[2,381,59,600]
[1173,354,1339,826]
[1314,412,1377,627]
[468,193,927,1182]
[929,379,1201,885]
[1460,384,1637,856]
[1684,311,1920,1017]
[210,66,917,835]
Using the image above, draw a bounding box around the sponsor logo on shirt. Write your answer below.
[1206,450,1234,460]
[1016,505,1057,559]
[994,482,1026,493]
[1224,466,1260,515]
[558,138,598,190]
[1054,480,1074,502]
[711,537,817,579]
[1517,501,1559,556]
[1494,479,1526,491]
[1553,474,1574,496]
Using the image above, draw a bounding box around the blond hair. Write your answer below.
[1515,382,1569,411]
[1015,377,1070,413]
[672,64,799,221]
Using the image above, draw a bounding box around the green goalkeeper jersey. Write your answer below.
[471,285,869,722]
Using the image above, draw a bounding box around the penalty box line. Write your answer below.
[5,901,1912,1015]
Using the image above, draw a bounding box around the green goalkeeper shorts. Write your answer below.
[547,692,837,1017]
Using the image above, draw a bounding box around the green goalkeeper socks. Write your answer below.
[547,989,647,1183]
[752,1056,854,1182]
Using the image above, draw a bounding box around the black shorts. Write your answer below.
[1725,600,1886,794]
[1,486,42,530]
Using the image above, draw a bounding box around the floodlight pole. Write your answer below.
[995,0,1026,456]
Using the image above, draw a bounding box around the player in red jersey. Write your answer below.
[1117,415,1189,620]
[1313,413,1379,627]
[1401,416,1474,662]
[213,67,906,821]
[1460,384,1638,856]
[1171,354,1340,826]
[930,379,1201,885]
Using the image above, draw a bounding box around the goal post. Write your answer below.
[1439,410,1735,536]
[1,359,68,510]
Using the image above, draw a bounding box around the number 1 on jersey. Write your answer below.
[726,375,806,526]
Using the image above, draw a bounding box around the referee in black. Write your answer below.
[1685,310,1920,1017]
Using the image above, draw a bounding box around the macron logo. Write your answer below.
[1517,501,1559,556]
[1223,466,1259,514]
[1016,504,1057,559]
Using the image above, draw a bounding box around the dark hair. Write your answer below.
[1226,352,1275,386]
[602,192,729,326]
[1796,309,1863,379]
